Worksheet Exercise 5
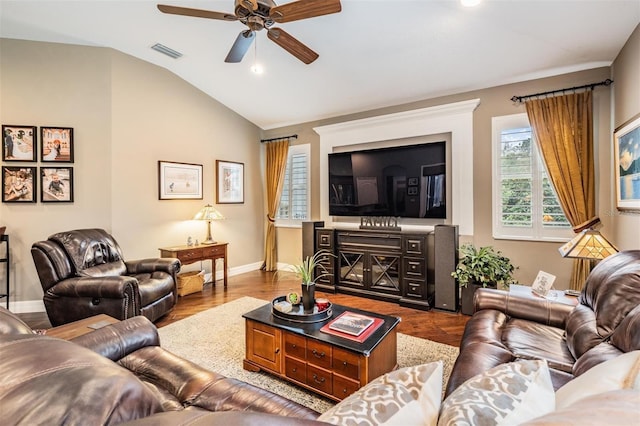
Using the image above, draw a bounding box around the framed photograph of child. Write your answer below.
[41,167,74,202]
[41,127,74,163]
[2,166,36,203]
[2,125,37,162]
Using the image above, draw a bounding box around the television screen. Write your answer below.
[328,142,446,219]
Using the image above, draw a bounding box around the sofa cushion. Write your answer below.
[555,349,640,409]
[438,359,554,426]
[318,362,443,426]
[0,334,163,425]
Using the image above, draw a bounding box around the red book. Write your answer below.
[320,311,384,343]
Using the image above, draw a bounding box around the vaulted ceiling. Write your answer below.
[1,0,639,129]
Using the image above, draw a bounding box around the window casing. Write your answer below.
[492,114,571,241]
[276,144,310,227]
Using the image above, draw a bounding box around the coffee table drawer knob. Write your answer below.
[313,374,326,384]
[312,349,325,358]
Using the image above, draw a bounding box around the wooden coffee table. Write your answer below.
[243,302,400,401]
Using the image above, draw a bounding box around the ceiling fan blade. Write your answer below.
[225,30,256,63]
[270,0,341,23]
[157,4,237,21]
[267,27,318,64]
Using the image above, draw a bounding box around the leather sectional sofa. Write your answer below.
[0,306,323,425]
[445,249,640,397]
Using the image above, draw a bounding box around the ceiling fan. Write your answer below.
[157,0,342,64]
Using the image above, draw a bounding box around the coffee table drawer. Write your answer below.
[284,332,307,360]
[333,375,360,399]
[307,340,332,370]
[307,364,332,394]
[285,356,306,383]
[332,347,360,380]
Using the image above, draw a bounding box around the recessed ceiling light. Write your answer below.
[461,0,481,7]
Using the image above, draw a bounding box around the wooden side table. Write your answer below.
[159,242,228,287]
[45,314,119,340]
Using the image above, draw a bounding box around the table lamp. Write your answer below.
[559,226,618,260]
[193,204,225,245]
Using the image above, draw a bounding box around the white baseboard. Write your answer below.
[6,300,46,314]
[10,261,267,314]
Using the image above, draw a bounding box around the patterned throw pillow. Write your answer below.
[437,359,555,426]
[318,361,443,426]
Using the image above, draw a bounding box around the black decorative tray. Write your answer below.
[271,295,333,323]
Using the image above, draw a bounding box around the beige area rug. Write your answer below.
[158,296,459,413]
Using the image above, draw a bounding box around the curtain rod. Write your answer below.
[260,134,298,143]
[510,79,613,103]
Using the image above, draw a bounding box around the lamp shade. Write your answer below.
[559,229,618,260]
[193,204,225,221]
[193,204,224,245]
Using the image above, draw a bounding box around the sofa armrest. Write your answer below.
[119,346,320,420]
[70,316,160,361]
[126,258,181,277]
[49,275,140,298]
[475,288,574,328]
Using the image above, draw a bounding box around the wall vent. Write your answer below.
[151,43,183,59]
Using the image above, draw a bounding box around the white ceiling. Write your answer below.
[1,0,639,130]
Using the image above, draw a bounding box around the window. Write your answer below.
[492,114,571,241]
[276,144,310,227]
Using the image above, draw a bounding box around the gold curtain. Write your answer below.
[261,140,289,271]
[525,91,595,290]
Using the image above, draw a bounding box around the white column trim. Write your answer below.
[314,99,480,235]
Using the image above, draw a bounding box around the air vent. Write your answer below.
[151,43,183,59]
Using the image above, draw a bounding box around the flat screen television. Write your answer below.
[328,142,446,219]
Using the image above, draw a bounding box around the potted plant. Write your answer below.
[452,244,517,315]
[279,250,334,312]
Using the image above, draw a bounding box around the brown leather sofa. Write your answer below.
[0,306,324,425]
[445,249,640,397]
[31,228,181,325]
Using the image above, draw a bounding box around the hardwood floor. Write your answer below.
[18,270,469,347]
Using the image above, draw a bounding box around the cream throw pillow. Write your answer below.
[555,350,640,409]
[438,359,555,426]
[318,361,443,426]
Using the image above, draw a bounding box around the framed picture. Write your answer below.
[41,167,73,202]
[216,160,244,204]
[158,161,203,200]
[614,113,640,211]
[2,125,37,162]
[41,127,74,162]
[2,166,36,203]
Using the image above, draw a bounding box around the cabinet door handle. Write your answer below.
[275,348,280,354]
[312,349,325,358]
[343,361,348,366]
[313,374,326,384]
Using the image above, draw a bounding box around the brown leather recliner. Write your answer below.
[0,307,322,425]
[445,249,640,397]
[31,228,181,325]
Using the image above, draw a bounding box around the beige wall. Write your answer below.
[612,24,640,248]
[266,66,630,289]
[0,39,263,311]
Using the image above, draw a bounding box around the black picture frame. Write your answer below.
[2,125,37,162]
[41,127,74,163]
[41,167,74,202]
[2,166,37,203]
